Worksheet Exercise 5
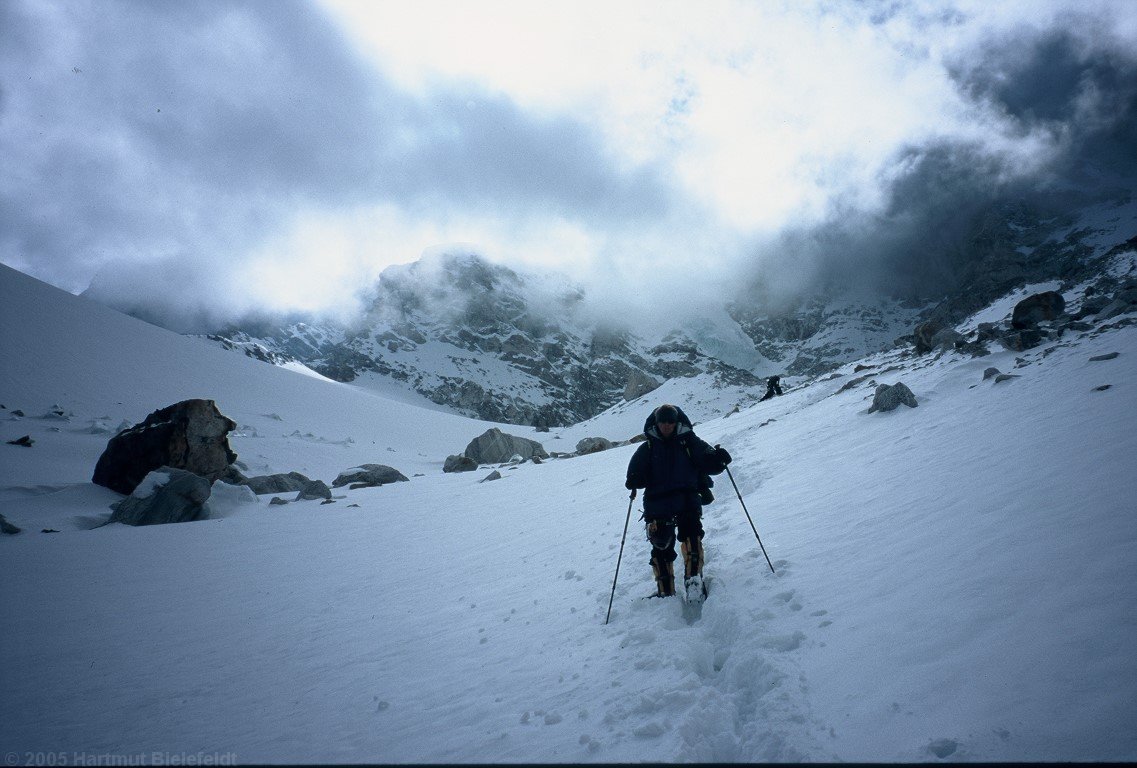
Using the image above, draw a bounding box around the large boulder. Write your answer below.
[0,513,21,535]
[1011,291,1066,329]
[868,382,918,413]
[463,428,549,464]
[92,399,237,495]
[332,464,409,489]
[108,467,212,526]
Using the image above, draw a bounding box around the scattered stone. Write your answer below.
[868,382,918,413]
[853,364,874,373]
[927,738,959,759]
[0,513,21,535]
[320,499,336,505]
[10,410,25,417]
[1089,352,1120,362]
[463,428,549,465]
[332,464,409,488]
[1011,291,1066,329]
[6,435,33,447]
[295,479,332,501]
[92,399,237,495]
[41,528,60,534]
[269,497,289,506]
[108,467,212,526]
[480,470,503,483]
[576,437,614,455]
[837,374,874,394]
[982,368,1001,381]
[994,374,1021,384]
[443,454,479,473]
[244,471,312,494]
[1093,384,1113,392]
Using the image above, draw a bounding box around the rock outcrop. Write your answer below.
[93,399,237,495]
[463,428,549,464]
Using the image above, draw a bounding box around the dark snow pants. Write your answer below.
[645,506,704,566]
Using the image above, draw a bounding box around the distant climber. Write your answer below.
[760,375,783,401]
[625,404,731,601]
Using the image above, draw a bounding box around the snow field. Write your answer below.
[3,262,1136,762]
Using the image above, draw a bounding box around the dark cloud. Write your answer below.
[0,0,673,310]
[738,15,1137,313]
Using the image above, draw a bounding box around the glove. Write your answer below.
[714,445,732,466]
[625,477,638,490]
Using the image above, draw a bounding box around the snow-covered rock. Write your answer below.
[108,467,212,526]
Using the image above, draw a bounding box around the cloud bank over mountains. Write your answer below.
[1,0,1134,331]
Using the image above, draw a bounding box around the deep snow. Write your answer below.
[2,262,1136,763]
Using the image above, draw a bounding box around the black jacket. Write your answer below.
[626,406,726,519]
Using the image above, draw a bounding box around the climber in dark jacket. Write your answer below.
[626,404,731,598]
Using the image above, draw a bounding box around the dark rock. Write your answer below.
[296,480,332,501]
[998,328,1045,352]
[269,497,289,506]
[868,382,918,413]
[994,374,1021,384]
[463,428,549,464]
[913,321,943,354]
[480,470,503,483]
[1089,352,1120,362]
[92,399,237,495]
[6,435,33,447]
[0,513,21,535]
[216,465,249,485]
[931,328,965,351]
[576,437,614,455]
[983,367,1001,380]
[443,454,479,473]
[11,410,25,417]
[1093,384,1112,392]
[1011,291,1066,329]
[332,464,409,488]
[108,467,212,526]
[244,471,312,494]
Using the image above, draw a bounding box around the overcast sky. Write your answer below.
[2,0,1135,329]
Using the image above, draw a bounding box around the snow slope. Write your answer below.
[2,263,1135,763]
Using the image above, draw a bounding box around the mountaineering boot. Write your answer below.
[651,555,676,597]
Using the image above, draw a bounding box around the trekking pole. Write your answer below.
[724,466,776,575]
[604,489,636,625]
